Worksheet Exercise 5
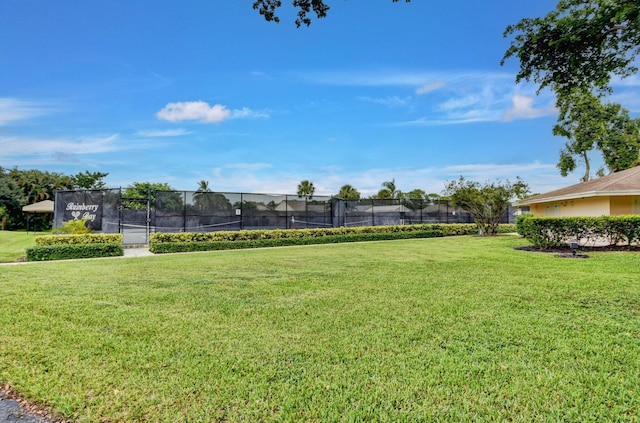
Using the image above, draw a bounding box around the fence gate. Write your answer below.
[120,197,152,246]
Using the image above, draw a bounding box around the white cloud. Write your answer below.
[416,81,445,94]
[231,107,270,119]
[501,94,556,122]
[357,96,410,107]
[156,101,232,123]
[438,95,481,111]
[156,101,269,124]
[0,134,124,166]
[136,129,191,137]
[0,134,119,157]
[0,98,48,125]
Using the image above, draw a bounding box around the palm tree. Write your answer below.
[193,181,231,211]
[377,178,399,199]
[196,180,211,193]
[297,180,315,198]
[194,180,212,210]
[337,184,361,200]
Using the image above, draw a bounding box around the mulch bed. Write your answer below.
[515,244,640,258]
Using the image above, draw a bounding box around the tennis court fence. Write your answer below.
[54,189,514,245]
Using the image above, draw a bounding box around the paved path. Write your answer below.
[0,393,52,423]
[122,247,153,257]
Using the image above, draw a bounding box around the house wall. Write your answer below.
[528,195,640,217]
[529,197,610,217]
[610,196,633,215]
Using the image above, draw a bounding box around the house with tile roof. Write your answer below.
[517,166,640,217]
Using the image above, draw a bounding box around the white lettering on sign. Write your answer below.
[67,202,100,221]
[66,202,100,212]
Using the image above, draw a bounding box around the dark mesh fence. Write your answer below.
[341,199,475,227]
[55,189,515,245]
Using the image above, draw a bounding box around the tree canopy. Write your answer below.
[503,0,640,96]
[444,177,529,236]
[504,1,640,178]
[253,0,410,27]
[336,184,361,200]
[553,89,640,181]
[377,179,400,199]
[297,180,315,197]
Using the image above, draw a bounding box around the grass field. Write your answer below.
[0,230,43,263]
[0,236,638,421]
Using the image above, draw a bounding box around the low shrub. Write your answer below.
[57,218,92,234]
[150,230,444,254]
[26,243,124,261]
[516,214,640,248]
[35,233,123,246]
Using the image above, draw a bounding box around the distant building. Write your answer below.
[517,166,640,217]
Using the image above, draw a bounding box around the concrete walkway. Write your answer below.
[0,392,51,423]
[122,247,154,258]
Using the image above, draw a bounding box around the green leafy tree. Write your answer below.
[123,182,182,210]
[0,167,26,229]
[402,189,426,199]
[444,177,529,236]
[400,188,427,210]
[297,180,315,198]
[554,89,640,181]
[503,0,640,96]
[254,0,411,27]
[72,171,109,190]
[9,168,72,205]
[336,184,361,200]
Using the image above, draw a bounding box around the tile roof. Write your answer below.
[518,166,640,205]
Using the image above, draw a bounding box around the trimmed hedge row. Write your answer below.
[150,223,516,245]
[150,224,439,244]
[26,243,124,261]
[149,223,517,254]
[35,233,123,246]
[516,215,640,248]
[150,230,444,254]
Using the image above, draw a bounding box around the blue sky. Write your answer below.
[2,1,639,197]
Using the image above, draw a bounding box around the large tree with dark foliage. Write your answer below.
[502,0,640,96]
[554,89,640,181]
[503,1,640,178]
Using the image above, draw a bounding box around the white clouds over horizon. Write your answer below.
[0,134,122,165]
[156,101,268,124]
[136,129,191,137]
[416,81,445,94]
[191,160,567,198]
[0,98,48,125]
[299,68,557,125]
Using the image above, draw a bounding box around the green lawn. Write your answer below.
[0,236,638,421]
[0,230,43,262]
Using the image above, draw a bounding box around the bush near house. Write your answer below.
[516,215,640,248]
[149,224,517,253]
[26,233,124,261]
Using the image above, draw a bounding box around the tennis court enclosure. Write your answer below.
[54,189,513,245]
